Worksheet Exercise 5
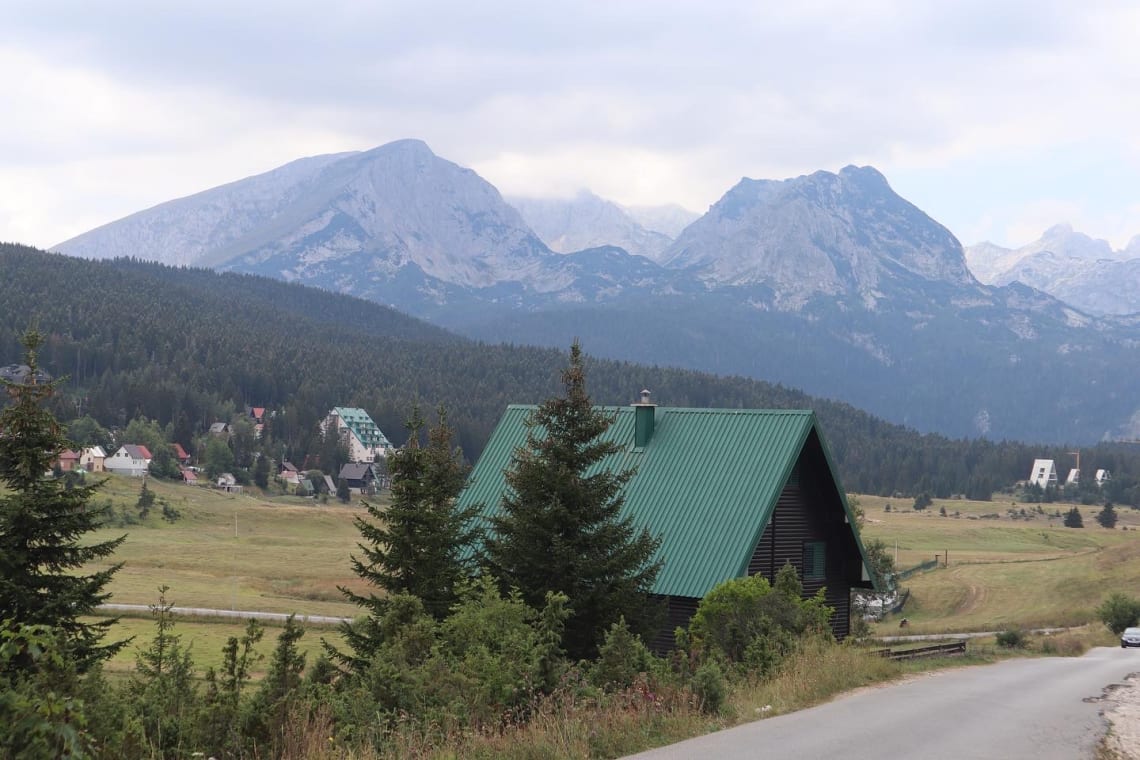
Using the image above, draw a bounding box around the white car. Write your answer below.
[1122,627,1140,648]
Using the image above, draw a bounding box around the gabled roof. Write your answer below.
[58,449,80,461]
[339,462,376,481]
[459,405,871,600]
[120,444,152,461]
[171,443,190,460]
[82,446,106,458]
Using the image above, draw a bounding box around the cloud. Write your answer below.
[1,0,1139,246]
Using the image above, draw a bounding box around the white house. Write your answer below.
[1065,468,1080,485]
[1029,458,1057,488]
[323,407,393,463]
[105,444,152,477]
[1096,469,1112,486]
[79,446,106,473]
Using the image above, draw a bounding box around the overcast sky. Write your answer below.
[3,0,1139,251]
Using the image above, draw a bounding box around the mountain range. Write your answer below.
[53,140,1140,444]
[965,225,1140,316]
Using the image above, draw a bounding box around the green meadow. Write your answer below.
[78,476,1140,656]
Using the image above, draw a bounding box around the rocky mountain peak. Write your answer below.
[660,165,974,301]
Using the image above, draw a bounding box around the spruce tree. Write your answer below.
[1096,502,1118,529]
[333,405,477,668]
[485,342,661,660]
[0,329,125,672]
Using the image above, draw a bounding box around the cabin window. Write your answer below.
[802,541,826,580]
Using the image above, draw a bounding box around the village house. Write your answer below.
[457,393,877,651]
[56,449,81,472]
[1096,468,1112,486]
[80,446,106,473]
[105,444,152,477]
[171,442,192,466]
[338,462,379,495]
[323,407,393,463]
[216,472,242,493]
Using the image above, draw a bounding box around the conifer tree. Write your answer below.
[333,405,477,668]
[0,329,125,672]
[485,342,661,660]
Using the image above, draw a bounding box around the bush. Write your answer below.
[687,563,832,676]
[995,629,1026,648]
[1097,593,1140,635]
[590,617,655,692]
[690,661,726,714]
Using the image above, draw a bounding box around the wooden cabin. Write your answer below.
[458,397,877,651]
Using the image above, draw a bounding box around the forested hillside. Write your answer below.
[4,243,1140,500]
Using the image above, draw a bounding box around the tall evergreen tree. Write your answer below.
[333,405,477,668]
[0,329,125,672]
[484,342,662,660]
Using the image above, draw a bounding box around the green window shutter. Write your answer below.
[803,541,826,580]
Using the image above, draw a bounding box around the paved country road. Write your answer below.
[625,647,1140,760]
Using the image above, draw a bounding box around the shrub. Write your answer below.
[690,661,726,714]
[687,563,832,676]
[995,629,1026,648]
[590,616,655,692]
[1097,593,1140,635]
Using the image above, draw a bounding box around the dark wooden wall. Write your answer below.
[746,428,865,639]
[651,429,867,653]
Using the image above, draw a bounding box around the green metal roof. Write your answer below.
[459,405,869,599]
[333,406,392,448]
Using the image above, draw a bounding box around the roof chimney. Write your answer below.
[632,389,656,448]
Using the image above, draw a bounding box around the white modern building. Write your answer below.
[1029,458,1058,488]
[323,407,393,463]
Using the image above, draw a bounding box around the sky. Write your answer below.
[3,0,1140,251]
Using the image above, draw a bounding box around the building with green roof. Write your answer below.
[458,393,877,650]
[324,407,393,463]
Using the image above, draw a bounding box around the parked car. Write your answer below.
[1122,627,1140,648]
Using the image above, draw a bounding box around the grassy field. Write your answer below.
[84,474,377,618]
[77,476,1140,644]
[858,493,1140,634]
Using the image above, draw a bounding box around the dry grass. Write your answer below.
[860,494,1140,634]
[268,642,911,759]
[81,474,377,617]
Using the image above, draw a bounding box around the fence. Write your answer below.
[874,641,967,661]
[894,558,939,581]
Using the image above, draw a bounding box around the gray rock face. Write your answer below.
[54,152,352,266]
[966,224,1140,315]
[509,191,675,261]
[660,165,975,306]
[56,140,552,290]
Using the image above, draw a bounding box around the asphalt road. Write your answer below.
[625,647,1140,760]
